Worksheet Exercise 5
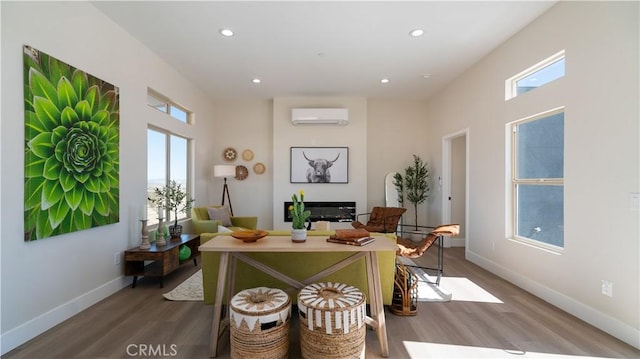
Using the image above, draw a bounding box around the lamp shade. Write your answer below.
[213,165,236,178]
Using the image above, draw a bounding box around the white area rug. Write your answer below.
[163,259,455,303]
[163,269,204,301]
[397,256,453,302]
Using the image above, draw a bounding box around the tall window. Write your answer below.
[146,89,192,225]
[147,128,190,225]
[510,108,564,250]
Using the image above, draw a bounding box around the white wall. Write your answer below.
[366,100,431,226]
[209,98,436,231]
[272,97,368,230]
[0,2,217,353]
[208,100,273,228]
[424,2,639,347]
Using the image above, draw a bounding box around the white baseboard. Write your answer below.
[0,276,131,355]
[466,250,640,349]
[443,237,466,248]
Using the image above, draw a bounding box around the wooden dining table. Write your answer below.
[199,234,396,358]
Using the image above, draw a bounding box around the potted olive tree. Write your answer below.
[394,155,430,240]
[149,180,195,238]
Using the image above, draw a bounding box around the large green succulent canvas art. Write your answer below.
[23,46,120,241]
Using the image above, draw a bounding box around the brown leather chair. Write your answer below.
[351,206,406,233]
[396,224,460,285]
[396,224,459,258]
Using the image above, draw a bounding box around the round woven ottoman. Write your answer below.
[297,282,366,359]
[230,287,291,359]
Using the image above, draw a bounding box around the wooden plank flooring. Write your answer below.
[4,247,638,358]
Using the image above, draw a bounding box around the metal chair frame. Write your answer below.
[396,224,456,286]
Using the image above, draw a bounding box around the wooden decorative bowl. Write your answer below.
[231,230,269,243]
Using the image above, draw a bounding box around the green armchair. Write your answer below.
[190,206,258,235]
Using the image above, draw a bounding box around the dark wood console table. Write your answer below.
[124,233,200,288]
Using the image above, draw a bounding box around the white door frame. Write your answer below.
[442,128,469,248]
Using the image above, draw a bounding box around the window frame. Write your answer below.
[147,88,192,124]
[509,107,565,252]
[505,50,565,100]
[147,130,193,226]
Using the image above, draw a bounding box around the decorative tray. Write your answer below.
[230,230,269,243]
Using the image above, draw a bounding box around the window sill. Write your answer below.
[508,236,563,255]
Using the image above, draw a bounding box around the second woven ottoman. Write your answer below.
[298,282,366,359]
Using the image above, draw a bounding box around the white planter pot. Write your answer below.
[291,228,307,243]
[409,230,425,243]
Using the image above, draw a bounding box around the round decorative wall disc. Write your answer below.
[253,162,266,175]
[242,149,254,161]
[235,165,249,180]
[223,147,237,162]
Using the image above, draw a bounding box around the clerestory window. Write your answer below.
[506,50,565,100]
[147,89,191,124]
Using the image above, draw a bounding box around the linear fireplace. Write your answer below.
[284,201,356,223]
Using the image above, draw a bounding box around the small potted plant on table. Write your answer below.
[289,190,311,243]
[149,180,195,239]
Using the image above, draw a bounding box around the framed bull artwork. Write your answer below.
[290,147,348,183]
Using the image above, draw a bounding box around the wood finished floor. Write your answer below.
[4,247,638,359]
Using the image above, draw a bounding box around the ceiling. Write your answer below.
[92,1,556,101]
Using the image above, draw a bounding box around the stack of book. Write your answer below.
[327,229,375,246]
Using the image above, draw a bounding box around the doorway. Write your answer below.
[442,129,469,247]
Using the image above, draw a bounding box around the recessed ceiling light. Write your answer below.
[423,73,432,79]
[409,29,424,37]
[219,28,234,37]
[381,78,390,84]
[251,78,261,84]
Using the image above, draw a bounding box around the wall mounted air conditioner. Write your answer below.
[291,108,349,125]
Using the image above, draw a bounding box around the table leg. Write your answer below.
[366,251,389,357]
[209,251,230,358]
[228,255,237,302]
